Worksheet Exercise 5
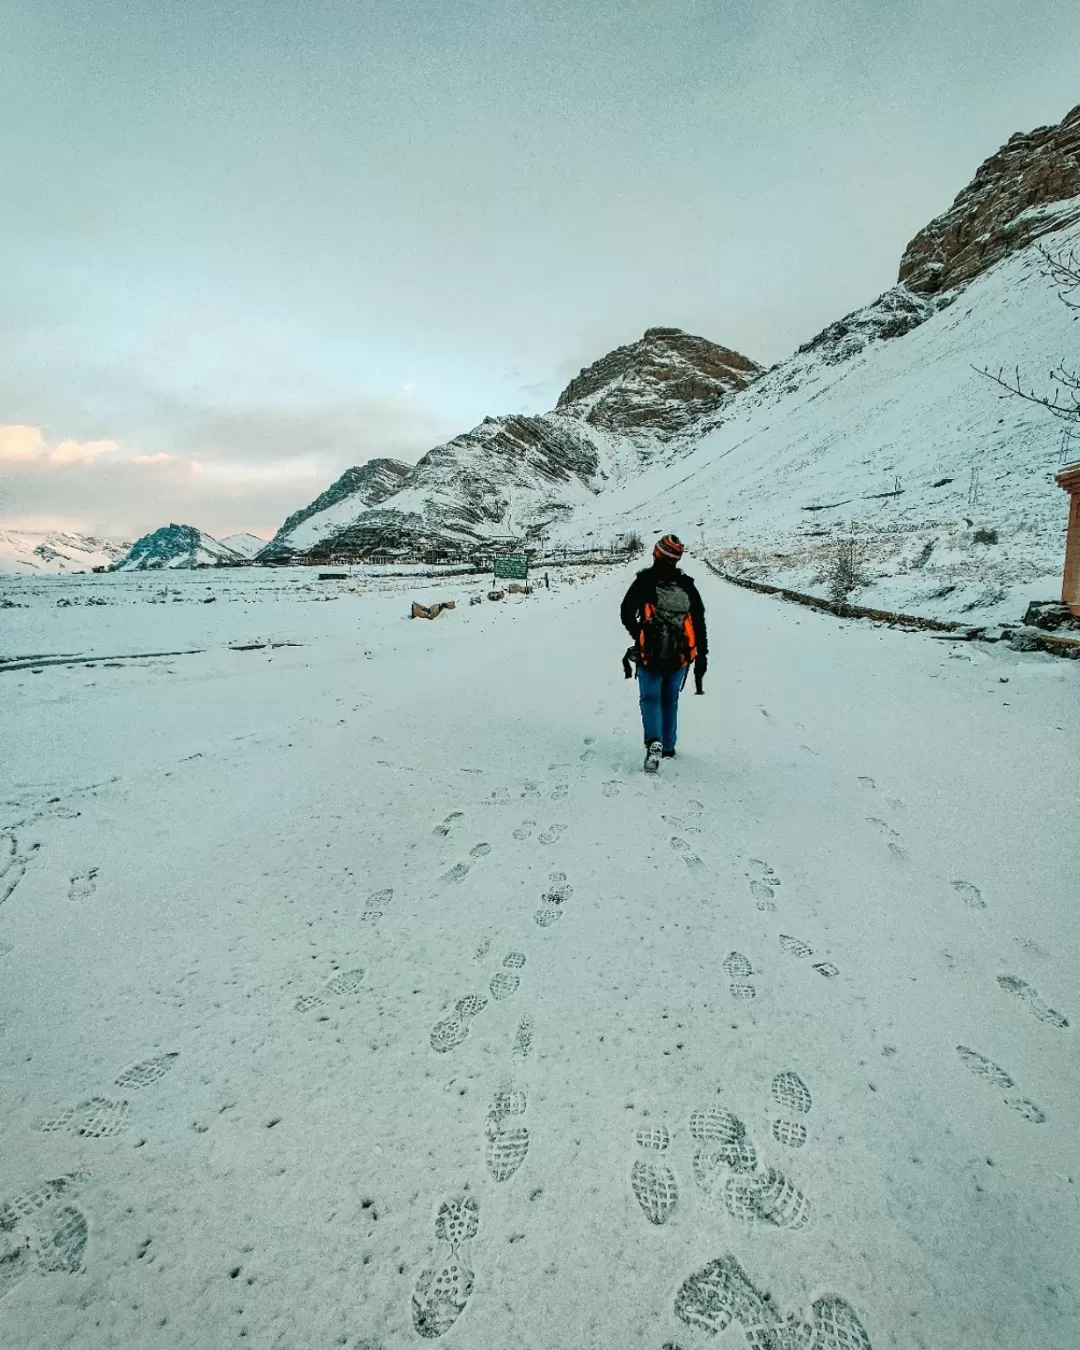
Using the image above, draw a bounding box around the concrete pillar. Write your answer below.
[1057,461,1080,616]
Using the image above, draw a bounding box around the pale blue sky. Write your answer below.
[2,0,1078,537]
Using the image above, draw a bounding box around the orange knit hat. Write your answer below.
[653,533,685,563]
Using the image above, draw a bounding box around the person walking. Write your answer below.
[620,533,708,772]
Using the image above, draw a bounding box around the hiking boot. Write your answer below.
[644,740,663,773]
[662,749,676,759]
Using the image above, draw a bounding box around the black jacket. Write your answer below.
[620,565,708,659]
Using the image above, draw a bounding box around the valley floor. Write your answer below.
[1,566,1078,1349]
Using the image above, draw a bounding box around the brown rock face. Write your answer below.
[556,327,763,439]
[900,103,1080,295]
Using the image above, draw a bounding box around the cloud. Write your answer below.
[0,424,117,465]
[131,451,174,464]
[50,437,117,464]
[0,425,45,461]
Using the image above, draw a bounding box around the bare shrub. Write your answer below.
[828,537,865,609]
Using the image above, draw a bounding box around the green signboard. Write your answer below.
[493,554,528,581]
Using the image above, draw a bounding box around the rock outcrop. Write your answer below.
[557,327,763,439]
[900,103,1080,295]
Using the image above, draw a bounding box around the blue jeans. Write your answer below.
[637,665,685,751]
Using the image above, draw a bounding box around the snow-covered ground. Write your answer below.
[1,566,1077,1349]
[551,220,1080,628]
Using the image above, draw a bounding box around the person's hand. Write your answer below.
[694,654,707,694]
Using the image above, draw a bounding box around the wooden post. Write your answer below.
[1057,461,1080,616]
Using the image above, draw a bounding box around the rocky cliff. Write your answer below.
[900,103,1080,294]
[556,327,763,440]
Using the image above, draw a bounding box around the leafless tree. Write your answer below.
[976,244,1080,440]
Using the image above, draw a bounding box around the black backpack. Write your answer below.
[641,581,693,674]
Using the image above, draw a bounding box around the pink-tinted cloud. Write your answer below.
[0,425,46,461]
[0,424,117,465]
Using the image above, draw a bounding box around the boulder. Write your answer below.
[1022,600,1079,632]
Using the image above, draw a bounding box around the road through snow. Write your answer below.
[1,567,1077,1349]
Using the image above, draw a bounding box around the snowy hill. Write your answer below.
[0,529,131,574]
[266,329,762,561]
[547,106,1080,626]
[113,523,246,570]
[220,532,269,560]
[551,222,1080,626]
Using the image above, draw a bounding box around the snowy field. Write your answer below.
[2,564,1078,1349]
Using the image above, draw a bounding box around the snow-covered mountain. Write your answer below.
[113,523,247,570]
[549,103,1080,625]
[265,329,763,560]
[0,529,132,574]
[220,532,269,560]
[260,458,415,560]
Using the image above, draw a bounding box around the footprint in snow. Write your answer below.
[0,1174,89,1303]
[950,879,986,909]
[411,1196,480,1339]
[956,1044,1047,1123]
[535,872,572,926]
[295,967,365,1012]
[722,952,754,1002]
[433,811,464,837]
[490,970,521,1001]
[486,1085,530,1183]
[674,1255,872,1349]
[512,820,535,840]
[630,1121,679,1225]
[360,887,393,923]
[430,994,487,1053]
[512,1013,533,1062]
[996,974,1068,1028]
[114,1052,179,1090]
[36,1097,131,1139]
[771,1070,812,1149]
[663,815,700,834]
[539,824,566,846]
[438,846,489,886]
[669,837,705,871]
